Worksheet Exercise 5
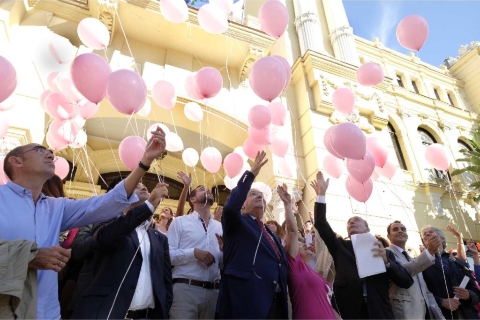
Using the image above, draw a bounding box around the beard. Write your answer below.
[196,193,214,206]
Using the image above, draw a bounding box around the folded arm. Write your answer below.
[385,250,414,289]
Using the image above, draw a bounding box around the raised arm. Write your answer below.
[222,151,268,234]
[447,225,466,261]
[175,171,191,217]
[277,184,297,258]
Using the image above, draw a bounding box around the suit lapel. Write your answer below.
[148,229,158,262]
[131,228,140,249]
[244,215,277,260]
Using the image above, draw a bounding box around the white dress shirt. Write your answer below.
[129,201,155,310]
[167,211,223,282]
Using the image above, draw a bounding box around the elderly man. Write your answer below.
[421,225,480,319]
[0,127,166,319]
[216,151,289,319]
[386,220,442,319]
[311,171,413,319]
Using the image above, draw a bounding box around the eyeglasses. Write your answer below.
[19,146,57,162]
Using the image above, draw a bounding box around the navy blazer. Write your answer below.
[71,203,173,319]
[314,202,414,319]
[216,171,288,319]
[422,252,480,319]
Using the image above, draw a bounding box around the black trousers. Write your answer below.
[266,292,287,319]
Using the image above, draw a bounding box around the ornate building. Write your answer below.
[1,0,479,250]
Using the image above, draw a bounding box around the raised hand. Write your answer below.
[372,241,389,264]
[142,126,166,165]
[310,171,330,196]
[148,182,169,208]
[250,151,268,177]
[447,225,462,239]
[276,183,292,205]
[28,246,72,272]
[177,171,192,186]
[215,233,224,252]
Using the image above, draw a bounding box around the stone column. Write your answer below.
[292,0,326,56]
[322,0,359,65]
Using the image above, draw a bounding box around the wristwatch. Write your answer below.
[138,161,150,171]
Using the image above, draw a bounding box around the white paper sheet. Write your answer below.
[454,275,470,300]
[351,233,386,278]
[305,233,313,247]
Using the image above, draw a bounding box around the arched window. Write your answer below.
[417,128,450,181]
[387,123,407,170]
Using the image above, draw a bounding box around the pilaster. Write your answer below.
[292,0,326,56]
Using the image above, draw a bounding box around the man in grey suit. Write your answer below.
[386,220,442,319]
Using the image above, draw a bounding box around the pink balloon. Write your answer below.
[106,70,147,115]
[267,102,287,126]
[248,126,271,146]
[356,63,384,87]
[77,18,110,50]
[376,161,398,180]
[152,80,177,110]
[258,0,288,38]
[49,119,78,145]
[200,147,223,173]
[184,102,203,122]
[223,153,244,178]
[249,57,286,102]
[366,137,388,168]
[39,90,53,110]
[248,105,271,129]
[78,100,100,119]
[210,0,233,15]
[0,56,17,104]
[198,4,228,34]
[185,73,203,100]
[195,67,223,99]
[346,151,375,183]
[243,138,265,159]
[324,127,344,160]
[71,53,111,103]
[0,156,10,184]
[48,38,74,64]
[272,55,291,90]
[346,176,373,203]
[44,93,78,120]
[160,0,188,23]
[182,148,199,167]
[0,94,15,111]
[328,123,366,160]
[119,136,147,171]
[56,70,84,103]
[396,15,429,51]
[323,154,343,179]
[0,115,8,139]
[46,130,69,151]
[47,72,60,93]
[54,157,70,180]
[269,132,289,157]
[332,88,355,115]
[371,170,380,181]
[425,143,449,171]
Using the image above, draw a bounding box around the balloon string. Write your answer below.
[113,5,140,75]
[99,117,122,176]
[444,172,473,239]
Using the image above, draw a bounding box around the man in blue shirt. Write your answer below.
[0,127,166,319]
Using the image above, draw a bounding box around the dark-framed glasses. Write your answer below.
[19,146,58,162]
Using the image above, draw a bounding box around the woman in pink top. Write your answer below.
[277,184,339,320]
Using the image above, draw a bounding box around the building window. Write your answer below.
[411,80,419,94]
[396,75,404,87]
[418,128,451,181]
[433,88,441,100]
[387,123,407,170]
[447,93,456,107]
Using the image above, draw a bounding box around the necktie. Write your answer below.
[402,251,412,262]
[256,219,281,260]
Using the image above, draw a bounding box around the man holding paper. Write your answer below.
[421,226,480,319]
[311,171,413,319]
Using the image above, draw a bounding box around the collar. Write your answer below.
[391,244,406,253]
[6,181,47,200]
[248,214,264,223]
[136,220,151,230]
[191,210,214,222]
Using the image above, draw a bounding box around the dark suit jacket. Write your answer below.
[422,252,480,319]
[314,202,414,319]
[216,171,288,319]
[71,203,173,319]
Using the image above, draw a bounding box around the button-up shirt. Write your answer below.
[0,181,138,319]
[167,211,223,282]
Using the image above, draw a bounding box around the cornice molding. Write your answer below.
[29,0,90,22]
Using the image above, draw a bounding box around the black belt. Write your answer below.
[173,278,220,289]
[125,308,153,319]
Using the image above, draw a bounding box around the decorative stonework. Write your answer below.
[0,137,21,156]
[99,12,114,43]
[330,109,375,133]
[294,11,319,30]
[270,185,303,207]
[417,113,429,120]
[437,119,451,131]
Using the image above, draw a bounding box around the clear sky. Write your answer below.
[343,1,480,67]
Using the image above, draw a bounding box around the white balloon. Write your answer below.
[224,175,240,190]
[71,114,86,130]
[210,0,234,15]
[147,123,170,140]
[165,132,184,152]
[184,102,203,122]
[251,181,272,204]
[70,130,88,149]
[182,148,199,167]
[48,38,76,64]
[138,98,152,117]
[234,146,249,162]
[160,0,189,24]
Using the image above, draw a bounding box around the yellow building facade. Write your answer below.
[1,0,480,251]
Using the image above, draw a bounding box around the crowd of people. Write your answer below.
[1,128,480,320]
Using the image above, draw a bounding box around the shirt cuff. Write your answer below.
[185,248,197,262]
[316,195,326,203]
[425,249,435,261]
[144,200,155,213]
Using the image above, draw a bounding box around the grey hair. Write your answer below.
[421,225,447,249]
